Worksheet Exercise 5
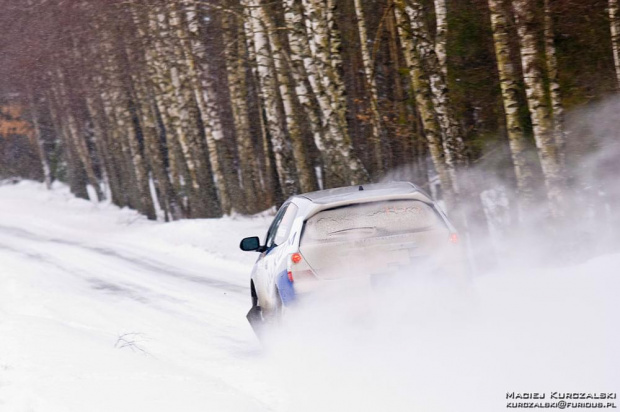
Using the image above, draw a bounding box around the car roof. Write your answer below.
[295,181,426,205]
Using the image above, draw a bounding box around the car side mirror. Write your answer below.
[240,236,262,252]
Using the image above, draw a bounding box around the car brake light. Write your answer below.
[287,271,294,282]
[449,233,459,244]
[291,252,302,264]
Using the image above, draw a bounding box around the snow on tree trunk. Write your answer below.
[513,0,566,218]
[434,0,449,77]
[97,18,157,219]
[282,0,331,188]
[221,11,268,213]
[131,0,186,219]
[242,0,280,204]
[488,0,536,214]
[180,0,240,214]
[53,68,105,203]
[283,0,324,156]
[242,0,300,199]
[543,0,566,167]
[122,33,176,221]
[92,74,132,208]
[300,0,369,186]
[402,0,466,177]
[386,7,426,183]
[68,34,117,204]
[393,0,456,210]
[157,2,221,218]
[610,0,620,88]
[146,4,194,216]
[403,0,492,256]
[83,92,117,205]
[353,0,384,173]
[260,3,318,193]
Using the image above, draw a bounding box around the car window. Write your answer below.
[265,204,289,247]
[274,203,298,246]
[302,200,444,244]
[265,203,298,248]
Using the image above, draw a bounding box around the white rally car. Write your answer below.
[239,182,466,334]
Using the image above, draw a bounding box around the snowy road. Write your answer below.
[0,182,279,411]
[0,181,618,412]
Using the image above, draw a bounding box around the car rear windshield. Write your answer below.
[301,199,444,244]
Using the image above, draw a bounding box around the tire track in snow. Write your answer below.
[0,223,256,350]
[0,224,248,295]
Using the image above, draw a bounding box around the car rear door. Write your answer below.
[254,202,298,310]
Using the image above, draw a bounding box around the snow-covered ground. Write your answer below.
[0,181,618,411]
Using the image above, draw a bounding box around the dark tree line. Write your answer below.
[0,0,617,232]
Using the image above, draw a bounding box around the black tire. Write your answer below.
[250,281,259,307]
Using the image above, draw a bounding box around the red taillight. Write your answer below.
[287,271,294,282]
[449,233,459,244]
[291,252,302,264]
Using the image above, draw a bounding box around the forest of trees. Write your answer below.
[0,0,618,232]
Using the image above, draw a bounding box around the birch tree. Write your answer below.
[543,0,566,165]
[156,0,221,218]
[221,11,267,212]
[394,0,456,208]
[260,2,318,193]
[117,13,179,221]
[610,0,620,87]
[386,6,422,175]
[179,0,242,214]
[488,0,535,212]
[300,0,369,186]
[241,0,279,204]
[129,0,187,218]
[353,0,384,173]
[53,67,105,202]
[7,0,616,227]
[102,15,159,218]
[513,0,565,218]
[242,0,300,198]
[401,0,466,173]
[434,0,448,77]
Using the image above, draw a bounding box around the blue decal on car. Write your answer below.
[276,269,296,306]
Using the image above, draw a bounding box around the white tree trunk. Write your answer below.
[243,0,300,198]
[53,68,105,202]
[488,0,536,213]
[97,19,157,218]
[260,3,318,193]
[221,12,266,212]
[300,0,369,186]
[402,0,466,176]
[610,0,620,87]
[181,0,236,213]
[131,0,187,218]
[543,0,566,166]
[434,0,448,77]
[156,2,221,217]
[513,0,565,218]
[354,0,384,173]
[393,1,456,209]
